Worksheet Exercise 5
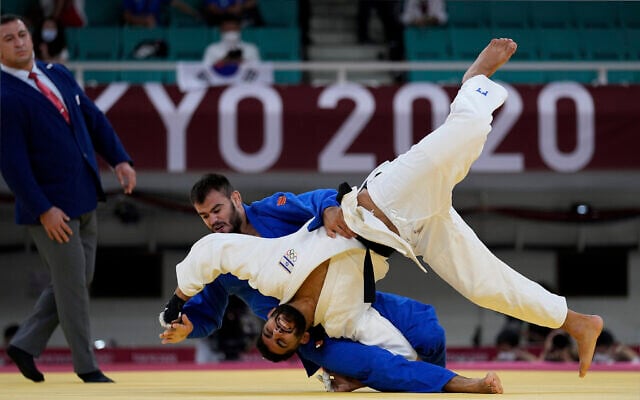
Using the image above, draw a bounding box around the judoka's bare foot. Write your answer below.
[318,370,365,392]
[444,372,503,394]
[462,38,517,83]
[561,310,604,377]
[330,372,365,392]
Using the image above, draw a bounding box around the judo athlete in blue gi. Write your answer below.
[160,174,457,393]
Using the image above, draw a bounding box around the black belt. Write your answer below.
[336,182,395,303]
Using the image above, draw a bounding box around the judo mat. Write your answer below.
[1,362,639,400]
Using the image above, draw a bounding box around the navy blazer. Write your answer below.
[0,61,132,225]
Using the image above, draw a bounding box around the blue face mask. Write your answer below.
[41,28,58,43]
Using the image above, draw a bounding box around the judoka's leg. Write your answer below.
[298,338,455,393]
[372,292,446,366]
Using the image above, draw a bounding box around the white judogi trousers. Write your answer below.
[342,75,568,329]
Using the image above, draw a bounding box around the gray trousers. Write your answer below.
[11,211,99,374]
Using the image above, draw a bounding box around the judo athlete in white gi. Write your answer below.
[167,39,602,390]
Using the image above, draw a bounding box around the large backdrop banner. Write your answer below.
[85,82,640,173]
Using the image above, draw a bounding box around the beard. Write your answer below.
[229,203,243,233]
[271,304,308,336]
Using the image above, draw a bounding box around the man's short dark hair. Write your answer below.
[256,335,297,362]
[190,173,235,205]
[1,14,23,25]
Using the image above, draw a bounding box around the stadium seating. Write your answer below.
[85,0,122,26]
[121,27,171,83]
[243,27,302,83]
[489,1,531,28]
[618,1,640,28]
[67,27,122,83]
[447,1,491,27]
[529,1,574,28]
[574,1,620,28]
[450,27,494,60]
[167,27,219,60]
[0,0,38,17]
[54,0,639,85]
[258,0,299,27]
[168,0,205,27]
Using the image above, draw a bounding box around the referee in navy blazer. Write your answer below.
[0,14,136,383]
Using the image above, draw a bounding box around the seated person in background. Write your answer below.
[593,329,640,364]
[40,0,87,27]
[540,330,578,362]
[203,14,260,70]
[123,0,201,27]
[493,328,537,362]
[400,0,448,27]
[203,0,263,27]
[33,18,68,63]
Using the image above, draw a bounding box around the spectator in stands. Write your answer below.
[123,0,201,27]
[356,0,404,72]
[400,0,448,27]
[540,330,578,362]
[493,328,538,362]
[33,17,69,63]
[203,0,263,28]
[40,0,87,27]
[593,329,640,364]
[202,14,260,68]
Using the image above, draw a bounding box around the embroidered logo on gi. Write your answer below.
[279,249,297,273]
[476,87,488,96]
[277,195,287,206]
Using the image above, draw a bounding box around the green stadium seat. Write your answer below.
[243,27,301,83]
[121,27,170,83]
[404,27,455,83]
[447,1,491,27]
[67,27,121,83]
[258,0,299,27]
[85,0,122,26]
[0,0,39,17]
[580,28,626,60]
[618,1,640,28]
[450,28,493,59]
[538,28,581,60]
[492,70,546,84]
[574,1,620,28]
[625,28,640,60]
[404,27,450,60]
[167,27,218,60]
[489,1,531,28]
[529,1,574,28]
[536,27,595,83]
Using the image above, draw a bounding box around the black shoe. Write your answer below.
[78,370,114,383]
[6,345,44,382]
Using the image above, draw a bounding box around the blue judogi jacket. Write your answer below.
[182,189,456,392]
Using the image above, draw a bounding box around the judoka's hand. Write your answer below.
[159,314,193,344]
[159,293,186,329]
[323,206,356,239]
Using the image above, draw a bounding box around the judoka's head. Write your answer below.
[191,173,245,234]
[257,304,310,362]
[0,14,34,71]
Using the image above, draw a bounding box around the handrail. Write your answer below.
[67,60,640,87]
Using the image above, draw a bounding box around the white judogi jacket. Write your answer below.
[176,221,418,360]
